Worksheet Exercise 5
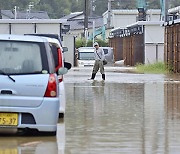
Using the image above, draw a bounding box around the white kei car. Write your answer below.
[0,34,68,135]
[43,37,71,118]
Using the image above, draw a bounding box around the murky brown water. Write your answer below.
[64,68,180,154]
[1,67,180,154]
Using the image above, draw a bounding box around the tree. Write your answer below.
[0,0,179,19]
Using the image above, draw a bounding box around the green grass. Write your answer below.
[135,62,169,74]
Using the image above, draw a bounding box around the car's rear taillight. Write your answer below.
[55,47,64,83]
[44,74,57,97]
[55,48,63,72]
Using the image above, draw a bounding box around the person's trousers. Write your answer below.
[92,60,104,74]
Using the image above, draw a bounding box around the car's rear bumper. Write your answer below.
[0,98,59,132]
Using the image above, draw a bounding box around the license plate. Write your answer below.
[0,149,18,154]
[0,113,18,126]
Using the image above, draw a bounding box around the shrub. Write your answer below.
[135,62,170,74]
[75,38,108,48]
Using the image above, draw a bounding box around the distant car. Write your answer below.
[0,34,68,135]
[77,47,114,67]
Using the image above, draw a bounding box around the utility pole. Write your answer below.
[90,0,93,17]
[84,0,89,41]
[107,0,112,29]
[164,0,169,22]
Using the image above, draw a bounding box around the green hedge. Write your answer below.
[75,38,108,49]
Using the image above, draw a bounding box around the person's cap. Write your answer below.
[93,42,99,47]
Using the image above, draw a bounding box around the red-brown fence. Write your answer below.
[165,23,180,73]
[109,34,144,66]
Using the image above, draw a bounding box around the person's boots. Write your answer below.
[89,73,96,80]
[102,74,105,80]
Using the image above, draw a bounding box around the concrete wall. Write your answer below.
[144,24,164,64]
[62,34,75,66]
[112,14,137,29]
[0,19,66,35]
[145,44,164,64]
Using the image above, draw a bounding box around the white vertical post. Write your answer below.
[14,6,17,19]
[93,20,95,46]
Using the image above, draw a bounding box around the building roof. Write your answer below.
[0,19,67,24]
[67,17,104,30]
[1,10,14,19]
[0,10,49,19]
[103,9,161,16]
[60,12,104,30]
[17,11,49,19]
[61,12,83,20]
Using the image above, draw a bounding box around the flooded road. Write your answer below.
[1,67,180,154]
[64,67,180,154]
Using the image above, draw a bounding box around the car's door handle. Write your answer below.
[1,90,13,94]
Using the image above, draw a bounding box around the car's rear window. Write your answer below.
[0,41,43,74]
[79,52,95,60]
[103,49,108,54]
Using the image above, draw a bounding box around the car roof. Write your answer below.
[41,37,61,48]
[24,33,62,45]
[0,34,48,43]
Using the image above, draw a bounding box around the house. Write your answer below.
[60,12,104,39]
[103,9,162,29]
[0,10,49,19]
[109,20,164,65]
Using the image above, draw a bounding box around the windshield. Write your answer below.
[79,52,95,60]
[0,41,42,75]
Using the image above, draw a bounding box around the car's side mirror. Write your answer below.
[58,67,68,75]
[62,47,68,53]
[64,62,72,70]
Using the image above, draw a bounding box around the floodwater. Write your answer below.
[1,67,180,154]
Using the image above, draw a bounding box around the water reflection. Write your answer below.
[0,136,58,154]
[164,83,180,154]
[0,120,65,154]
[65,81,180,153]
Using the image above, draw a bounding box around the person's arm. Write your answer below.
[94,50,99,60]
[101,48,105,60]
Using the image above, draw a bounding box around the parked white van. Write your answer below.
[77,47,114,67]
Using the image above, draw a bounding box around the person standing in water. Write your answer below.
[89,42,105,80]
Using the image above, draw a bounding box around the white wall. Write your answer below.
[62,34,75,66]
[11,24,35,34]
[0,20,65,35]
[145,25,164,44]
[144,24,164,64]
[145,44,164,64]
[0,24,9,34]
[36,24,60,34]
[112,14,137,29]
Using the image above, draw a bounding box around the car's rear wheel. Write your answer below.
[40,131,56,136]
